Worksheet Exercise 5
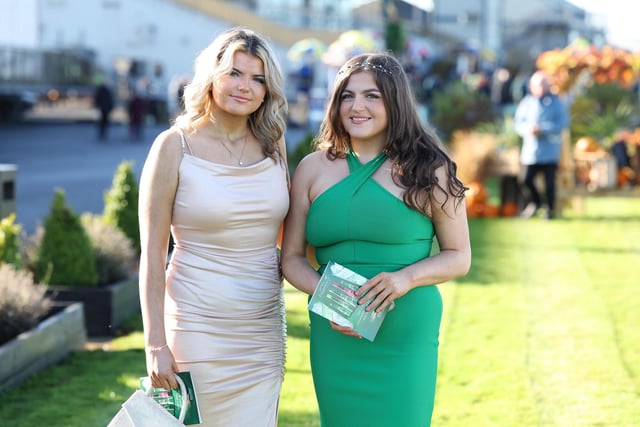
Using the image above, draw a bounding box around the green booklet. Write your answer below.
[308,260,390,341]
[140,371,202,425]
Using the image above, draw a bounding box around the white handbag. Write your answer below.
[107,374,188,427]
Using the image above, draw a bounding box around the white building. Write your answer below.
[1,0,257,83]
[431,0,604,67]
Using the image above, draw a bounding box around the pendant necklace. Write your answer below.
[220,133,249,166]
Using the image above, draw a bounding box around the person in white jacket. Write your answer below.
[514,70,569,219]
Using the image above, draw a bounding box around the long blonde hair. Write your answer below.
[175,27,288,160]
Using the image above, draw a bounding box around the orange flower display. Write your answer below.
[536,41,640,94]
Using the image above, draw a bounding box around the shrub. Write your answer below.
[0,263,52,345]
[0,213,21,269]
[385,20,406,57]
[23,214,137,287]
[81,213,136,286]
[35,189,98,286]
[288,132,316,170]
[103,160,140,253]
[570,83,637,145]
[430,80,497,143]
[474,117,521,150]
[20,225,43,276]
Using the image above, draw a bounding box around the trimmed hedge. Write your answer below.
[35,189,98,286]
[103,160,140,253]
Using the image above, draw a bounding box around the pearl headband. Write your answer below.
[338,62,392,76]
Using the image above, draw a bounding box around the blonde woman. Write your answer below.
[138,27,289,426]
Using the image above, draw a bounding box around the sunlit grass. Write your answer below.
[0,198,638,426]
[279,287,319,427]
[433,199,640,427]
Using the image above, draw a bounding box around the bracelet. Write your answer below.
[146,344,169,354]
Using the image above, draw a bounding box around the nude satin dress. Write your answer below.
[163,130,289,426]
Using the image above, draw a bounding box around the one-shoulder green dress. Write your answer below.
[306,151,442,427]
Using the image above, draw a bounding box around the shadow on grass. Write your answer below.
[457,207,640,287]
[0,348,146,427]
[565,215,640,222]
[0,308,148,426]
[0,298,316,426]
[286,306,311,339]
[453,218,524,286]
[284,286,311,339]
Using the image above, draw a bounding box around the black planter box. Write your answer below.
[46,275,139,337]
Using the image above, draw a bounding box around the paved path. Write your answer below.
[0,118,309,234]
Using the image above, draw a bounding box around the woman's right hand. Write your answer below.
[329,321,362,339]
[146,346,179,389]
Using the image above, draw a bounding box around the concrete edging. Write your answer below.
[0,302,87,392]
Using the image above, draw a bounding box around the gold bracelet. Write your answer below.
[146,344,168,353]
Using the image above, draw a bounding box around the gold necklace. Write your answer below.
[219,133,249,166]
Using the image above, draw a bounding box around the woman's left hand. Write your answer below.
[355,271,410,313]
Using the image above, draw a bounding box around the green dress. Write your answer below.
[306,151,442,427]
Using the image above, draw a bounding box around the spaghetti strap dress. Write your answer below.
[305,151,442,427]
[163,129,289,427]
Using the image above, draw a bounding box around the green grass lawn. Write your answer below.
[0,197,638,426]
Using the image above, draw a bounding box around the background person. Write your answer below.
[514,70,570,219]
[281,52,471,426]
[138,27,289,427]
[127,89,148,141]
[93,76,114,141]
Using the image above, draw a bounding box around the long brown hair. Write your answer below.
[315,53,466,215]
